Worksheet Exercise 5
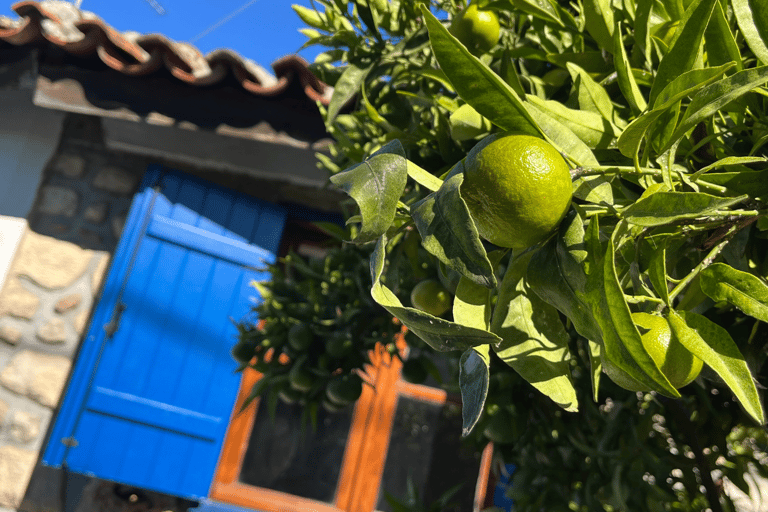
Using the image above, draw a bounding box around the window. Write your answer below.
[210,342,493,512]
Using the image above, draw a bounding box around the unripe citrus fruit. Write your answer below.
[278,386,304,404]
[288,323,313,351]
[410,279,452,317]
[449,3,501,54]
[288,363,315,392]
[603,313,704,391]
[326,374,363,406]
[231,340,255,364]
[461,133,572,250]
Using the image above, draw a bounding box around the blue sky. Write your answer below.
[3,0,324,68]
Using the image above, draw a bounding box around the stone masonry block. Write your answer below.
[36,318,68,345]
[0,445,37,508]
[93,166,137,195]
[37,186,79,217]
[0,279,39,320]
[0,350,71,408]
[0,325,22,346]
[11,231,92,290]
[8,411,41,444]
[50,154,85,178]
[83,202,108,224]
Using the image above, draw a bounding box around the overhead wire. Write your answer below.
[189,0,262,43]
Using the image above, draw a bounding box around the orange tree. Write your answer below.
[240,0,768,509]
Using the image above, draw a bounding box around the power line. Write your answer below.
[189,0,261,44]
[145,0,167,15]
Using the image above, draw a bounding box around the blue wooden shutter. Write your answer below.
[43,167,286,500]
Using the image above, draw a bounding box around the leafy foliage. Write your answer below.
[244,0,768,508]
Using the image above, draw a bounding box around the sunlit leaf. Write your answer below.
[411,164,497,288]
[700,263,768,323]
[330,140,408,243]
[733,0,768,66]
[421,6,542,137]
[327,64,371,122]
[621,192,747,226]
[369,236,501,352]
[491,252,579,412]
[669,310,764,424]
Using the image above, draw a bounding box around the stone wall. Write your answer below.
[0,115,143,511]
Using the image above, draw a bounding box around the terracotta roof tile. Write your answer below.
[0,0,331,103]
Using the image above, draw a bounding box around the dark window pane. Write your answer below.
[377,396,483,512]
[239,397,354,504]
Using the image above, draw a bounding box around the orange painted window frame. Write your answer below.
[210,343,493,512]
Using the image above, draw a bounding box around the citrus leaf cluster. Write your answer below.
[293,0,768,508]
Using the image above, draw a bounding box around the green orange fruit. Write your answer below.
[288,363,315,392]
[410,279,452,317]
[449,3,501,54]
[603,313,704,391]
[326,374,363,406]
[461,132,572,250]
[288,323,313,351]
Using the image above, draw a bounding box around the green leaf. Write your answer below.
[648,242,670,306]
[566,62,619,126]
[614,22,647,113]
[584,220,680,397]
[662,66,768,153]
[526,95,615,149]
[621,191,747,226]
[523,101,600,167]
[501,0,564,26]
[691,156,768,180]
[453,253,504,330]
[491,252,579,412]
[327,64,371,122]
[330,140,408,243]
[459,345,490,436]
[369,236,502,352]
[406,160,443,192]
[292,4,325,29]
[587,338,602,402]
[652,63,736,109]
[617,109,666,159]
[449,103,493,141]
[705,0,743,71]
[648,0,717,106]
[669,310,765,424]
[698,168,768,201]
[411,164,497,288]
[420,6,541,137]
[700,263,768,323]
[733,0,768,66]
[528,208,603,344]
[634,0,653,67]
[582,0,615,51]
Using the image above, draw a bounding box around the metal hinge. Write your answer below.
[104,302,126,339]
[61,437,79,448]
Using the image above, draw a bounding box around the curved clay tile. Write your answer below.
[0,5,42,45]
[2,0,332,104]
[273,55,330,104]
